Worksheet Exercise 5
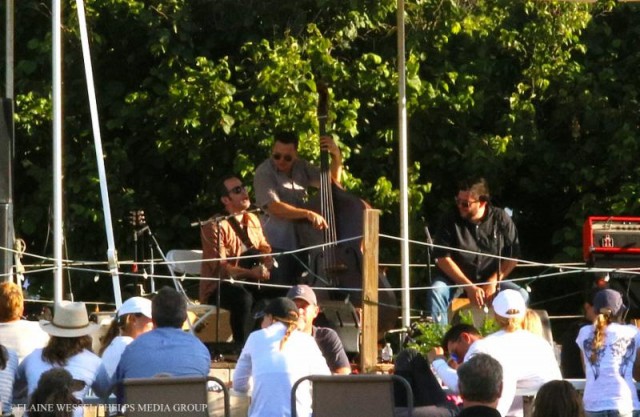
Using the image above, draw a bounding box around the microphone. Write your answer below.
[190,207,264,227]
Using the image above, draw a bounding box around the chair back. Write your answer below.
[123,375,229,417]
[166,249,203,276]
[291,374,413,417]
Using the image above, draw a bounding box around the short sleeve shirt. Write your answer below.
[313,326,350,372]
[253,157,320,250]
[433,205,520,283]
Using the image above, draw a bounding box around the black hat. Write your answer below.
[254,297,297,320]
[593,289,626,317]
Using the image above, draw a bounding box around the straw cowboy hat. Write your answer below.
[39,301,100,337]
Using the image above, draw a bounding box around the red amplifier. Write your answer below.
[583,216,640,267]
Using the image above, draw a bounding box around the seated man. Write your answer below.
[456,353,503,417]
[111,287,211,404]
[200,175,274,345]
[427,177,528,325]
[286,285,351,374]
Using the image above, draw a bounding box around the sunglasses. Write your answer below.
[272,153,293,162]
[227,185,246,195]
[455,197,479,208]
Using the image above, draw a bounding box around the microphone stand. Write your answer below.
[139,223,189,300]
[191,207,262,228]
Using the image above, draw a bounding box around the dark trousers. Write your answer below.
[394,348,451,407]
[207,282,254,345]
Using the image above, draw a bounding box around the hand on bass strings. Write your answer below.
[319,136,340,159]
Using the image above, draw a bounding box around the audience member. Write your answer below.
[429,324,483,387]
[233,297,330,417]
[28,368,81,417]
[111,287,210,403]
[456,353,503,417]
[15,301,102,417]
[576,288,640,417]
[426,177,528,325]
[285,284,351,374]
[92,297,152,399]
[430,290,561,417]
[559,285,600,378]
[200,175,275,344]
[0,344,18,416]
[522,309,543,338]
[393,348,458,414]
[0,282,49,361]
[530,380,585,417]
[395,324,483,411]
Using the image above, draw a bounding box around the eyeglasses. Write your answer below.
[455,197,479,208]
[227,185,246,195]
[272,153,293,162]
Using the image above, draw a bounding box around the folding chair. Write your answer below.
[166,249,232,343]
[291,374,413,417]
[123,375,230,417]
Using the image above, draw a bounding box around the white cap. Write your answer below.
[118,297,152,318]
[492,289,526,319]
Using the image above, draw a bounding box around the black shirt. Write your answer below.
[433,205,520,283]
[457,405,502,417]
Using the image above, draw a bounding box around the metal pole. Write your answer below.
[5,0,13,99]
[75,0,122,307]
[397,0,411,328]
[52,0,64,303]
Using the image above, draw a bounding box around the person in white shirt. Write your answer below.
[430,290,561,417]
[92,297,153,400]
[15,301,102,417]
[576,289,640,417]
[233,297,330,417]
[0,281,49,362]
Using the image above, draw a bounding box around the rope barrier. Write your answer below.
[2,231,638,315]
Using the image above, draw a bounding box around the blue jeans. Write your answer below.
[585,411,635,417]
[426,277,530,325]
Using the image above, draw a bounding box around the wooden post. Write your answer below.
[360,208,380,373]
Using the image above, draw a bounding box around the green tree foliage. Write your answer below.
[3,0,639,314]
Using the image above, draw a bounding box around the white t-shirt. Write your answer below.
[577,322,640,413]
[100,335,133,378]
[233,322,330,417]
[433,329,561,417]
[468,329,562,417]
[16,348,102,417]
[0,320,49,362]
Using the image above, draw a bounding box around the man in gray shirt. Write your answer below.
[253,131,342,284]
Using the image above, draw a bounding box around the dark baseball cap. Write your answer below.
[286,284,317,306]
[253,297,298,320]
[593,289,626,317]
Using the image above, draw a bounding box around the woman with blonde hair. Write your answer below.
[233,297,330,417]
[576,289,640,417]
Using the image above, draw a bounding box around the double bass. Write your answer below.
[296,82,398,336]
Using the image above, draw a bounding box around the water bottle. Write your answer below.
[381,342,393,363]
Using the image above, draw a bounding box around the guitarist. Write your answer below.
[199,175,274,345]
[253,131,342,284]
